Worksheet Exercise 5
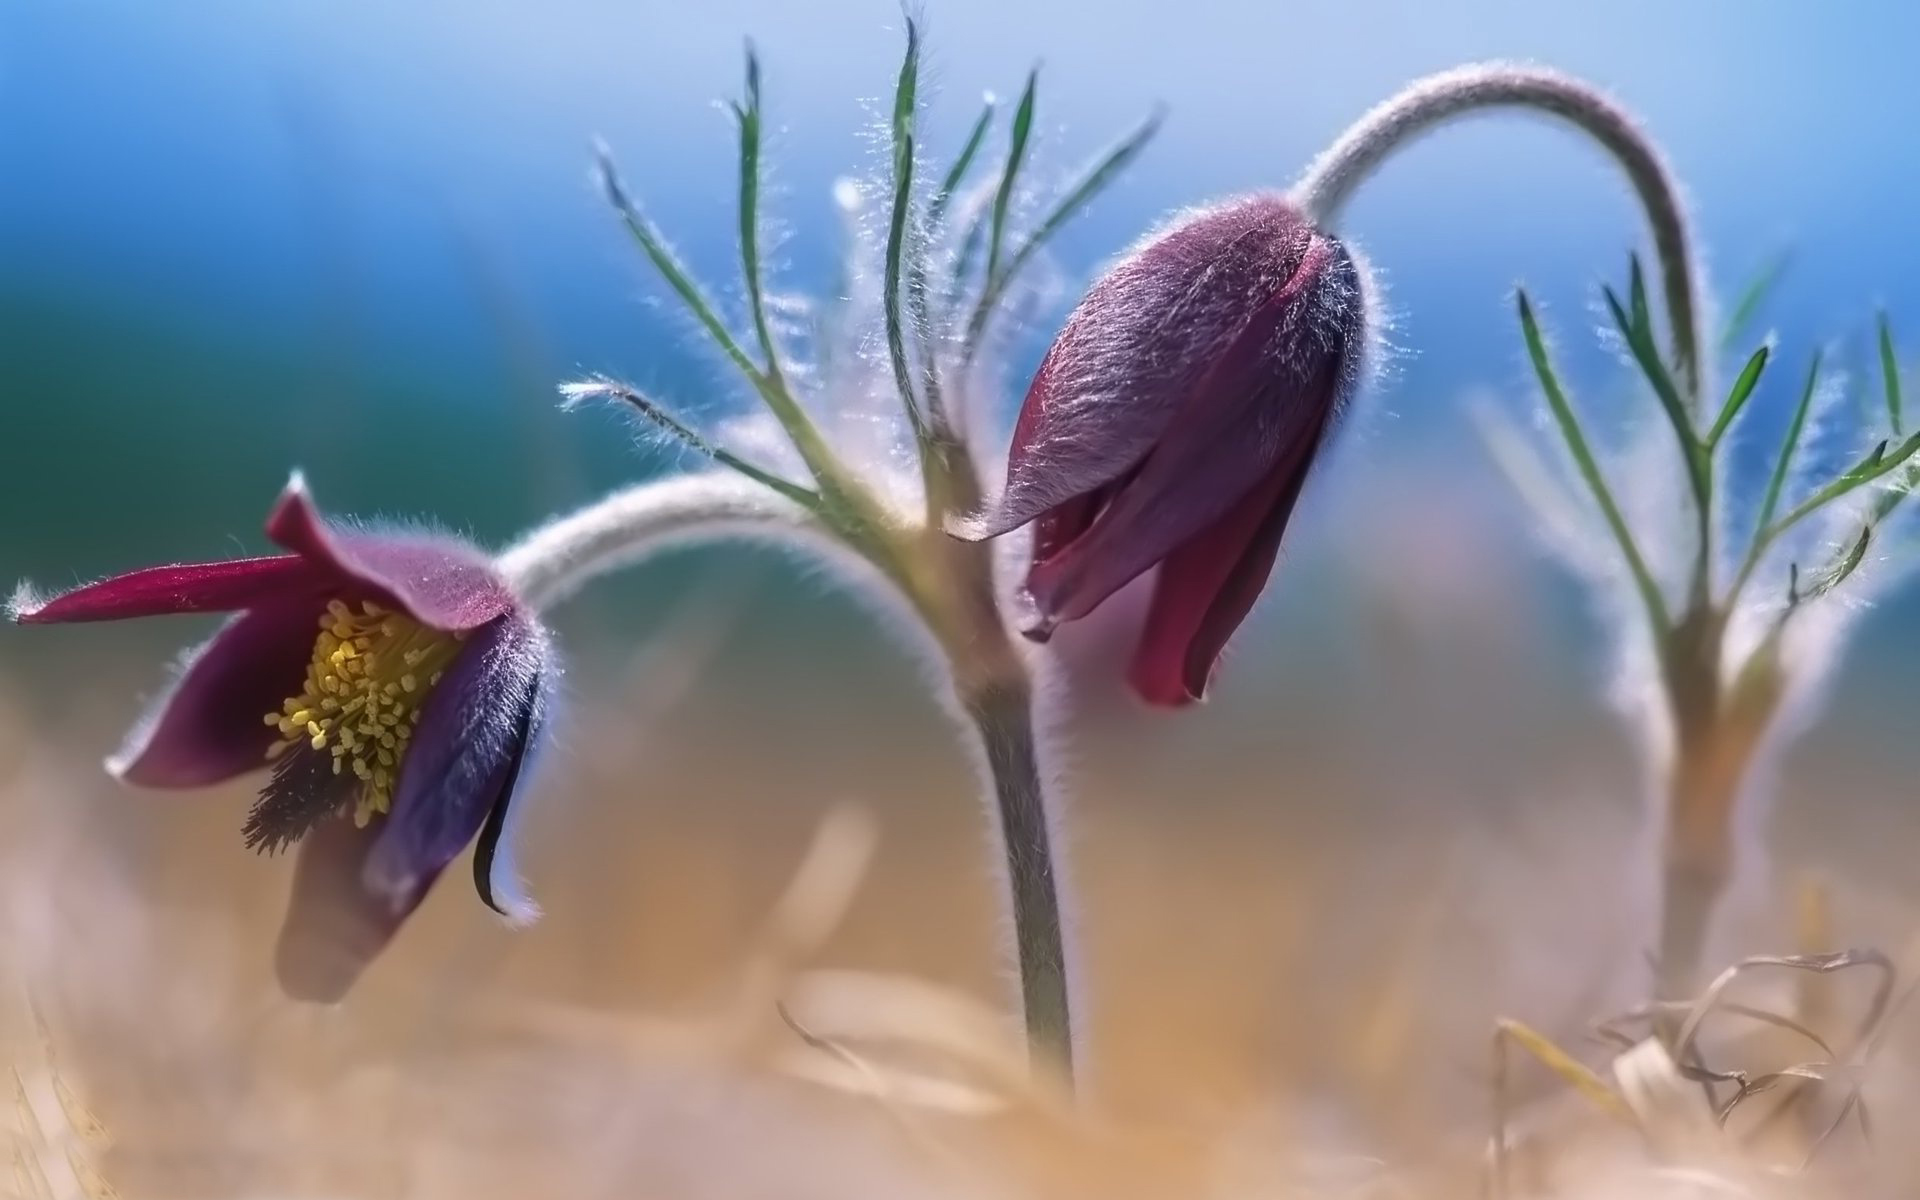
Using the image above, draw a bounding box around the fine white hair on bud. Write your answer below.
[6,580,47,622]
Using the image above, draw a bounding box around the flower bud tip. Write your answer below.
[6,580,46,623]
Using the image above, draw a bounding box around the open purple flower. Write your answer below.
[11,474,554,1001]
[955,193,1366,706]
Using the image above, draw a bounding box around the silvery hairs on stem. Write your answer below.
[1312,65,1920,998]
[500,24,1163,1087]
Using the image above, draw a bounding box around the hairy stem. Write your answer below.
[497,478,1078,1083]
[1292,63,1706,404]
[497,474,838,612]
[962,677,1074,1079]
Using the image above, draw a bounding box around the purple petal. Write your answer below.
[1023,238,1356,625]
[266,474,516,633]
[364,614,551,926]
[961,194,1318,541]
[1127,442,1315,706]
[274,816,431,1003]
[13,556,322,625]
[109,598,331,788]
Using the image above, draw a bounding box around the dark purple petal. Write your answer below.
[266,475,516,633]
[274,816,431,1003]
[470,664,553,922]
[1022,238,1355,627]
[1128,439,1317,707]
[364,614,551,926]
[960,194,1319,541]
[108,597,332,788]
[13,556,323,625]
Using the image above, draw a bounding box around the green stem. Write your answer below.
[1294,63,1707,405]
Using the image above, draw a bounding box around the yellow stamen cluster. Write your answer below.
[264,599,465,827]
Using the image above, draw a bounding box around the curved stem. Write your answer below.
[497,473,836,611]
[1292,62,1706,405]
[497,477,1078,1085]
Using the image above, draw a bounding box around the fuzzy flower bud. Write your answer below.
[957,193,1368,705]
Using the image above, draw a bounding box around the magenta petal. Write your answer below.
[1024,242,1351,626]
[274,816,432,1003]
[1127,451,1312,707]
[265,476,515,632]
[964,195,1319,541]
[110,598,331,788]
[364,615,551,925]
[14,556,322,625]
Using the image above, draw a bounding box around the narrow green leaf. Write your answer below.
[1729,352,1826,605]
[1603,284,1704,499]
[1769,429,1920,537]
[599,144,841,490]
[736,42,785,390]
[963,107,1163,357]
[1518,291,1670,633]
[1719,250,1790,354]
[1809,526,1872,600]
[905,97,997,431]
[882,20,927,443]
[1628,254,1651,343]
[598,146,763,387]
[1755,352,1823,535]
[1880,312,1902,435]
[562,379,821,508]
[1707,345,1770,449]
[982,69,1038,298]
[943,206,988,314]
[929,100,996,233]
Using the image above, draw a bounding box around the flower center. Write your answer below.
[263,599,464,828]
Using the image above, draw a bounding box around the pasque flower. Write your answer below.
[11,475,553,1001]
[957,193,1367,706]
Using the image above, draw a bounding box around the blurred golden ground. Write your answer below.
[7,483,1920,1196]
[6,616,1920,1199]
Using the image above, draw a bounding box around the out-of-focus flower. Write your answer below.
[11,475,554,1001]
[957,194,1367,705]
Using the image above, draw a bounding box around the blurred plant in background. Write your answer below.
[1487,264,1920,1004]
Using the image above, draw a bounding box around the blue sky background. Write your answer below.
[4,0,1919,726]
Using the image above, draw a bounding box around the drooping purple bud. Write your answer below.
[955,193,1367,706]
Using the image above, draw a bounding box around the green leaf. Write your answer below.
[1880,312,1902,435]
[1628,254,1652,344]
[1719,250,1790,354]
[1755,352,1823,535]
[736,42,786,390]
[1518,290,1670,633]
[1809,526,1872,600]
[1602,283,1704,500]
[1707,344,1769,449]
[944,207,988,312]
[561,378,820,508]
[905,97,996,432]
[1769,428,1920,537]
[929,99,996,233]
[598,145,763,387]
[598,144,841,491]
[962,107,1163,358]
[882,20,928,444]
[982,69,1038,300]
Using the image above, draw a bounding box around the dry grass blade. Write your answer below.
[773,968,1071,1125]
[1596,1001,1838,1062]
[1674,951,1894,1093]
[1487,1017,1635,1200]
[775,1000,1003,1117]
